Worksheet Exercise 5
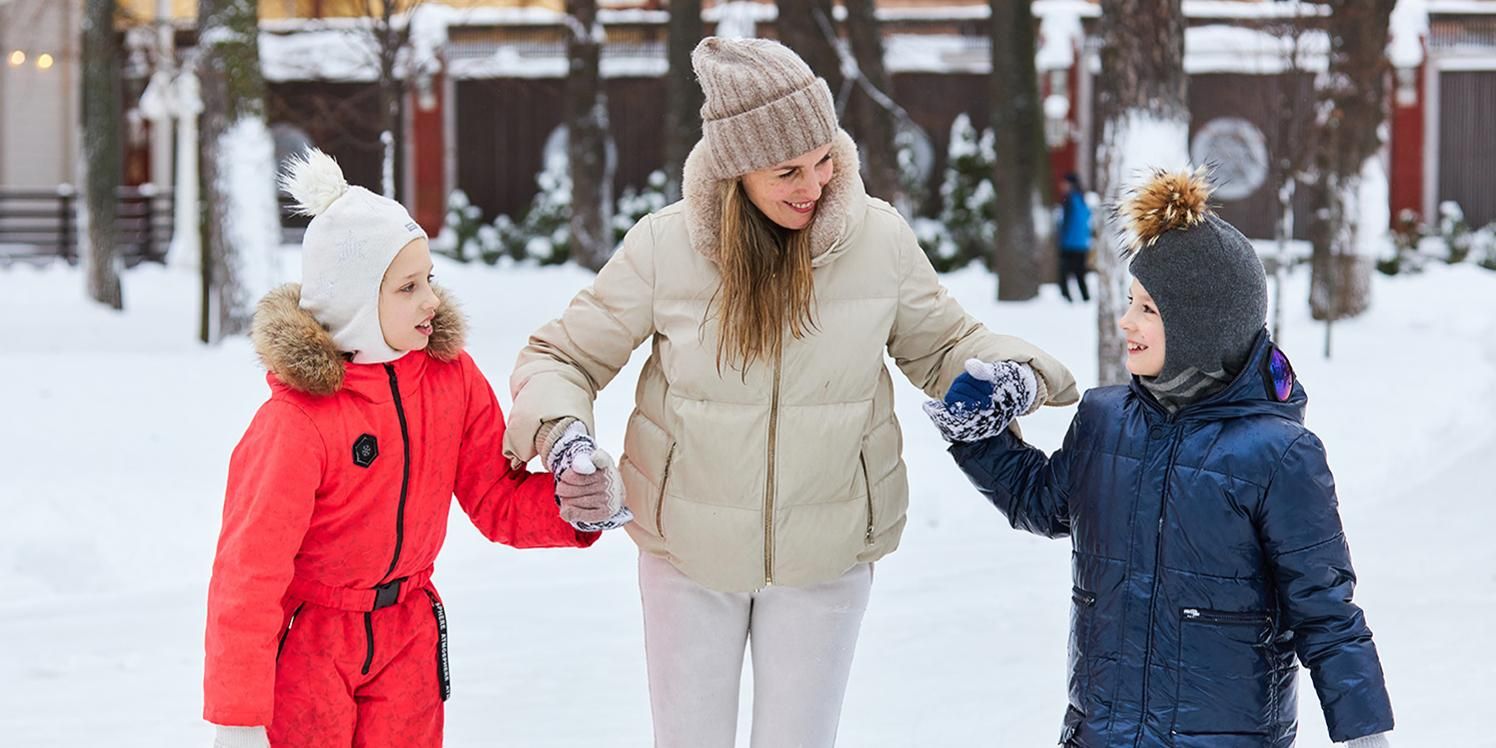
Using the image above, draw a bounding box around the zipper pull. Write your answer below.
[1183,608,1200,619]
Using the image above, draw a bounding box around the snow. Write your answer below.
[5,213,1496,748]
[1390,0,1430,68]
[3,251,1492,745]
[1427,0,1496,14]
[711,1,765,40]
[1186,25,1331,75]
[1182,0,1331,19]
[1037,7,1085,71]
[216,117,282,326]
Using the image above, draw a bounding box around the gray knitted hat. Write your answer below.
[691,37,839,180]
[1121,169,1268,411]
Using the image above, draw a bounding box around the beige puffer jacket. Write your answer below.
[504,130,1078,592]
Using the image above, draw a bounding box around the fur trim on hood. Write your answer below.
[251,283,467,396]
[681,128,867,267]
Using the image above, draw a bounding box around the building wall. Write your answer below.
[0,0,80,189]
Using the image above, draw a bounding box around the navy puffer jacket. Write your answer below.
[950,334,1393,747]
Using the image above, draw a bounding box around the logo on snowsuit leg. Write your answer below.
[352,434,379,467]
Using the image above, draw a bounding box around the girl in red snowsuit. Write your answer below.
[203,150,611,748]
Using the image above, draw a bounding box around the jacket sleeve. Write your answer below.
[947,411,1080,539]
[455,353,598,549]
[1258,431,1394,743]
[503,215,658,465]
[203,400,323,727]
[885,221,1078,411]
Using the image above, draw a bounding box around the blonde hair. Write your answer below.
[710,179,818,372]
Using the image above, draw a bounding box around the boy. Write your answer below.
[923,169,1394,747]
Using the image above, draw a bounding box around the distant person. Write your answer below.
[203,150,615,748]
[1058,171,1093,302]
[504,36,1076,747]
[923,169,1394,748]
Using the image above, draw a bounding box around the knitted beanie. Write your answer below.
[691,37,839,179]
[1121,168,1268,411]
[280,149,427,364]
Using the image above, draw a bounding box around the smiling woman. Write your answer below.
[503,35,1077,748]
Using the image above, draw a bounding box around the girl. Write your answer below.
[502,37,1076,747]
[203,151,610,748]
[924,169,1394,747]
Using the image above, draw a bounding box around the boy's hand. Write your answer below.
[923,359,1038,443]
[212,725,269,748]
[545,421,632,531]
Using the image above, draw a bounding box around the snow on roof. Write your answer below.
[446,48,667,80]
[1181,1,1330,20]
[259,29,381,83]
[1185,24,1330,74]
[1427,0,1496,14]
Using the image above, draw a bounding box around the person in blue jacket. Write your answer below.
[1057,172,1093,302]
[921,169,1394,747]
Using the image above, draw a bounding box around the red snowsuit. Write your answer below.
[204,285,594,746]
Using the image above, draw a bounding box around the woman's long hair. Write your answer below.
[711,179,818,373]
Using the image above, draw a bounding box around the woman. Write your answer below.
[502,37,1077,747]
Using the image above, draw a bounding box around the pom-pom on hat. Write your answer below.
[1119,167,1268,410]
[280,148,427,364]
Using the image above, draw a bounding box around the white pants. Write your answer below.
[637,552,873,748]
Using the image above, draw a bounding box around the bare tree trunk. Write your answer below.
[1308,0,1394,327]
[363,0,420,202]
[775,0,844,109]
[664,0,703,201]
[82,0,123,310]
[990,0,1047,301]
[844,0,907,215]
[198,0,275,341]
[566,0,613,271]
[1094,0,1189,386]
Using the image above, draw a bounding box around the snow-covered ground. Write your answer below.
[3,253,1491,746]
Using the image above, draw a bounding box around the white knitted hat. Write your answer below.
[280,149,427,364]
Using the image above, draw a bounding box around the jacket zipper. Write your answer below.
[1135,423,1184,747]
[656,443,677,539]
[380,364,412,583]
[276,602,305,659]
[1182,608,1269,626]
[764,354,783,586]
[360,611,375,675]
[860,451,874,545]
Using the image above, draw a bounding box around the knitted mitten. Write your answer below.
[545,421,632,531]
[1344,733,1390,748]
[922,360,1038,443]
[212,725,269,748]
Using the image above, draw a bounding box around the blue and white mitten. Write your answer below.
[922,359,1038,443]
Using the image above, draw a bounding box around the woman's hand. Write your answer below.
[545,421,632,530]
[922,359,1037,443]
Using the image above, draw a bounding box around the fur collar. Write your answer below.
[681,129,867,268]
[251,283,467,396]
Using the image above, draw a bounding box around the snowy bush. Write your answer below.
[614,170,670,245]
[1377,208,1428,276]
[929,114,997,272]
[430,190,488,263]
[1437,201,1475,265]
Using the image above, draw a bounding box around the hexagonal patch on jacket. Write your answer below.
[352,434,379,468]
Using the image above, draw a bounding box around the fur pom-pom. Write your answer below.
[1119,167,1214,255]
[279,148,348,217]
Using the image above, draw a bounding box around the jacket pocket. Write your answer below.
[1068,587,1097,711]
[1172,607,1273,738]
[655,442,677,540]
[276,602,305,660]
[859,450,874,545]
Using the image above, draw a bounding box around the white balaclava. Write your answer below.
[280,148,427,364]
